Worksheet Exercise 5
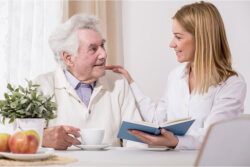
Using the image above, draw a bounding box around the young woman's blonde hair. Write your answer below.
[173,1,237,94]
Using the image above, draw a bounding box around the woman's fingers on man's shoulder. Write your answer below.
[105,65,124,69]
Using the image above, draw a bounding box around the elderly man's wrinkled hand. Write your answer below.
[42,125,81,150]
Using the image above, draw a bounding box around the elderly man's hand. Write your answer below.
[42,125,81,150]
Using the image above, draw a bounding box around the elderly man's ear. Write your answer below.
[62,52,74,67]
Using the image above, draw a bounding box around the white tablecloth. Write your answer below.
[53,146,198,166]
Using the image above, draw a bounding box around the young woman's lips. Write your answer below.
[176,51,182,56]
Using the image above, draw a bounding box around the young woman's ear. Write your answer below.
[62,52,74,66]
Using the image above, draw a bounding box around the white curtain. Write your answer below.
[0,0,62,99]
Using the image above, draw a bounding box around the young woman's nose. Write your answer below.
[169,38,176,48]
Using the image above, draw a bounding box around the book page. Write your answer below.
[126,120,159,128]
[160,117,192,127]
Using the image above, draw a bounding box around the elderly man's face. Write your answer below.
[69,29,107,83]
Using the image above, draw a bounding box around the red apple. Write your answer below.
[0,133,11,152]
[8,132,39,154]
[20,130,40,145]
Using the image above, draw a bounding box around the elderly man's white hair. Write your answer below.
[49,14,102,69]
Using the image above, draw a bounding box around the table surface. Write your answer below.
[53,146,198,166]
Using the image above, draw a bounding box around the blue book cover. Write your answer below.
[117,117,195,143]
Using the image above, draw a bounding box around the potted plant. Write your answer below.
[0,80,57,146]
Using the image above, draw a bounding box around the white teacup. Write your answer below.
[80,128,105,145]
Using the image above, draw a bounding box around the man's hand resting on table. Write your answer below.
[42,125,81,150]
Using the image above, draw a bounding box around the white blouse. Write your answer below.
[130,63,247,149]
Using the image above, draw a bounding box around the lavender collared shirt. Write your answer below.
[64,69,95,107]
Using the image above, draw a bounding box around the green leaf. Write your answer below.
[13,92,22,98]
[4,93,9,100]
[16,110,25,114]
[9,112,16,117]
[31,91,36,99]
[9,117,15,124]
[14,88,20,93]
[47,114,57,120]
[37,95,46,101]
[25,112,32,116]
[32,84,40,88]
[20,99,28,104]
[19,86,25,93]
[7,83,14,91]
[47,96,52,101]
[2,106,10,110]
[33,100,41,106]
[0,101,3,108]
[25,103,32,112]
[28,80,32,89]
[10,102,17,108]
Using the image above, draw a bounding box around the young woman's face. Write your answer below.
[169,19,195,65]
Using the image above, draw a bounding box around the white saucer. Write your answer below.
[74,144,111,150]
[0,147,54,161]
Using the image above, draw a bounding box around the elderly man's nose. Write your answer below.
[99,48,107,59]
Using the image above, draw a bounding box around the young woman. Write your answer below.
[106,1,247,149]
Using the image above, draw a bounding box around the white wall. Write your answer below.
[122,0,250,114]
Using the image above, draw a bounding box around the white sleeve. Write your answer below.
[130,82,168,125]
[176,75,247,150]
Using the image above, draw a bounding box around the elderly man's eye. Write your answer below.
[91,47,97,52]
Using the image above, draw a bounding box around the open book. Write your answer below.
[117,117,195,143]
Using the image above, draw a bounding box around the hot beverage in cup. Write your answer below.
[80,128,104,145]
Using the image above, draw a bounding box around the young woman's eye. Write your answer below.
[176,36,181,39]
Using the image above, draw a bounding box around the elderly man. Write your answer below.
[33,14,144,150]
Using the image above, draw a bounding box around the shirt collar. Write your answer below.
[180,63,191,79]
[64,69,95,89]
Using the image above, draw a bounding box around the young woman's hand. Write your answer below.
[106,65,134,84]
[128,129,179,148]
